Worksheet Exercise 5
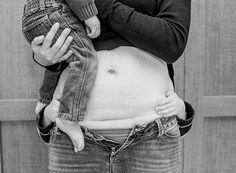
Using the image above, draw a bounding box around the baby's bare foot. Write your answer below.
[56,118,85,152]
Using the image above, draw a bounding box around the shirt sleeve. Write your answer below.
[65,0,98,21]
[36,106,54,144]
[177,101,194,137]
[95,0,191,63]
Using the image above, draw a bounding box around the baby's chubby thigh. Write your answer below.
[53,67,70,100]
[51,67,85,152]
[35,66,69,115]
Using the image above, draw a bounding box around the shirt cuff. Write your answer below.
[72,2,98,21]
[177,101,194,136]
[36,106,54,143]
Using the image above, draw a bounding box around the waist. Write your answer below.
[81,117,178,144]
[54,46,173,123]
[84,46,173,121]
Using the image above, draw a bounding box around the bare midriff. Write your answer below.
[53,46,173,130]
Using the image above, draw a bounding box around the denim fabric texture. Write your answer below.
[48,117,181,173]
[22,0,98,122]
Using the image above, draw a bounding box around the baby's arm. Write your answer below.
[65,0,100,38]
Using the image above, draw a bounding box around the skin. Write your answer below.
[32,23,186,152]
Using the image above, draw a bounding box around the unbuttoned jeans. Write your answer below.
[48,117,182,173]
[22,0,98,122]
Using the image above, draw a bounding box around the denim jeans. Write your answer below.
[48,117,182,173]
[22,0,98,121]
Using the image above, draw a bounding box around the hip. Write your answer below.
[49,116,182,173]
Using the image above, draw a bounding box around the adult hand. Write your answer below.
[31,23,74,66]
[155,90,186,120]
[43,99,60,127]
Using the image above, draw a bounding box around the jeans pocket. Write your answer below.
[22,14,53,44]
[161,124,181,142]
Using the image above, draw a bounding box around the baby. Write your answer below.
[22,0,100,152]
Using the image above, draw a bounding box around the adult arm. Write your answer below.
[95,0,191,63]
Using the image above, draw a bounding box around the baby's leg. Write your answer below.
[56,118,85,152]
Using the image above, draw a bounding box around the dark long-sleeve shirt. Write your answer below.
[36,0,194,143]
[94,0,191,63]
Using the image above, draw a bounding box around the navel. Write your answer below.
[106,65,118,75]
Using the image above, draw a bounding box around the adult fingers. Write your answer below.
[31,35,45,51]
[155,102,175,112]
[158,94,177,106]
[51,28,71,54]
[159,108,177,117]
[58,50,73,63]
[42,23,60,48]
[165,90,174,97]
[54,36,73,61]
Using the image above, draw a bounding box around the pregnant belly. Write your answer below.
[54,46,173,128]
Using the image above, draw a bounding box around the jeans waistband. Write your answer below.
[83,117,178,146]
[24,0,59,15]
[23,0,60,22]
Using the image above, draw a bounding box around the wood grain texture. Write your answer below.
[204,0,236,96]
[1,122,48,173]
[173,54,185,173]
[184,0,236,172]
[0,0,43,100]
[0,0,48,173]
[184,0,206,172]
[202,118,236,173]
[201,96,236,117]
[0,127,2,173]
[0,100,36,121]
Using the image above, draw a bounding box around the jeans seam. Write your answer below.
[57,10,91,121]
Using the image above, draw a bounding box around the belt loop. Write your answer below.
[39,0,45,10]
[155,118,164,136]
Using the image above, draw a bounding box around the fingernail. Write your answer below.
[68,36,73,40]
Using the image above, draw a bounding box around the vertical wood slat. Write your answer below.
[184,0,236,172]
[1,122,48,173]
[0,0,48,172]
[174,54,185,173]
[0,126,2,173]
[184,0,206,172]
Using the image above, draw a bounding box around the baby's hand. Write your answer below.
[84,16,101,39]
[155,90,186,119]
